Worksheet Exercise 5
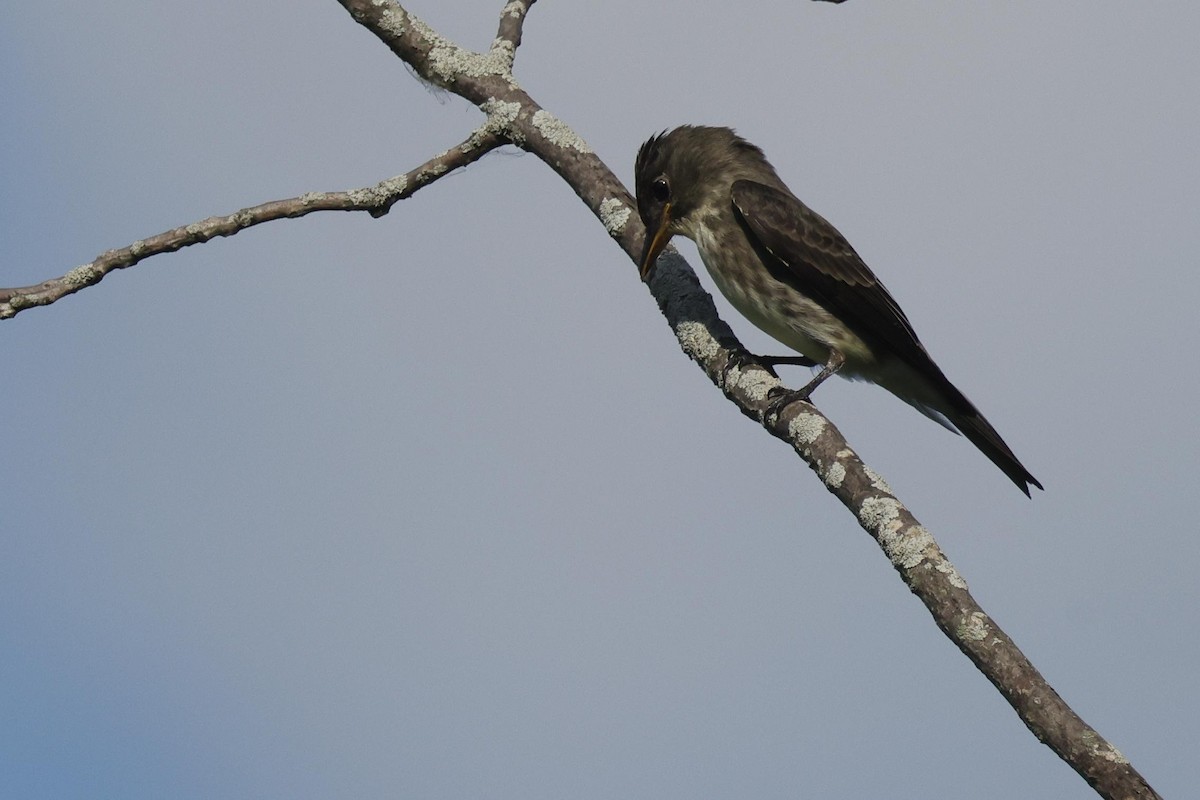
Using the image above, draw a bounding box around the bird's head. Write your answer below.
[634,125,777,280]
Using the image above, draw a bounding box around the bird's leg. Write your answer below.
[797,350,845,396]
[764,350,845,419]
[723,350,818,383]
[759,354,819,369]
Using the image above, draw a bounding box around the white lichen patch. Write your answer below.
[1101,746,1129,765]
[730,365,778,402]
[489,37,517,65]
[958,611,990,641]
[376,174,409,196]
[129,239,146,256]
[880,524,935,570]
[860,497,933,570]
[861,464,893,494]
[788,411,825,445]
[824,461,846,488]
[415,164,448,183]
[376,6,407,37]
[480,98,521,142]
[532,110,591,153]
[935,558,968,589]
[599,197,631,236]
[674,320,720,362]
[490,37,513,53]
[859,496,900,534]
[501,0,523,17]
[413,17,514,87]
[1080,731,1130,764]
[64,264,100,287]
[347,174,407,206]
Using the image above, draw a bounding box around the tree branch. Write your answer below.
[330,3,1161,798]
[494,0,536,56]
[0,128,505,319]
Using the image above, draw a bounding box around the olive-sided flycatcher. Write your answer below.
[635,125,1042,496]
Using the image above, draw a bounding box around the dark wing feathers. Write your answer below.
[730,179,935,374]
[730,180,1042,495]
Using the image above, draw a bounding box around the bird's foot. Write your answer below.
[763,385,816,422]
[723,348,776,380]
[762,351,845,423]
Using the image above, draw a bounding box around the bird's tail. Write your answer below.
[882,364,1042,496]
[948,405,1043,497]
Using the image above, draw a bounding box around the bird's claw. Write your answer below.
[764,385,813,422]
[723,348,776,380]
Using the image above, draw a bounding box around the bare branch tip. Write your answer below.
[495,0,536,56]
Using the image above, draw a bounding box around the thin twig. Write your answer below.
[495,0,537,55]
[0,129,505,319]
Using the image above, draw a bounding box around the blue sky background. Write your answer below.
[2,2,1197,798]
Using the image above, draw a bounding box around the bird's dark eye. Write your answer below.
[650,177,671,202]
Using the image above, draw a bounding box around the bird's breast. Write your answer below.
[687,216,874,367]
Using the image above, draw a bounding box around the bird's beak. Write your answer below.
[638,201,673,282]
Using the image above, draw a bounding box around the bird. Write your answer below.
[634,125,1042,496]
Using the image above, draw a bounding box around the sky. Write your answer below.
[1,1,1197,798]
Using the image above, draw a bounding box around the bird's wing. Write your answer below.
[730,179,932,370]
[731,180,1042,495]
